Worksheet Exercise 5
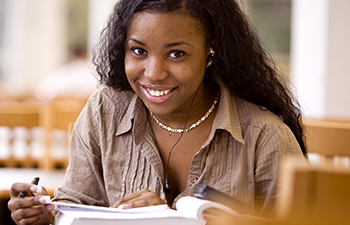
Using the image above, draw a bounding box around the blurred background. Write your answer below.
[0,0,349,119]
[0,0,292,97]
[1,0,349,119]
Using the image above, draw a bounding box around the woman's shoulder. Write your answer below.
[234,96,286,134]
[234,95,302,156]
[87,86,135,113]
[75,86,138,136]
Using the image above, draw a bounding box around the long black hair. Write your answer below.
[92,0,307,155]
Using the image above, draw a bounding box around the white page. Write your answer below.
[51,202,198,222]
[176,196,241,223]
[50,202,169,214]
[50,197,239,222]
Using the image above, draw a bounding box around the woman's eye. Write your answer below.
[169,51,185,59]
[131,47,146,56]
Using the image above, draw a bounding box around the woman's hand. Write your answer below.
[111,188,167,209]
[7,182,55,225]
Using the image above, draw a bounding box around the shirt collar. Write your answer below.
[115,81,245,144]
[115,93,140,136]
[212,80,245,144]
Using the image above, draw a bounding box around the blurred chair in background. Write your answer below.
[276,158,350,225]
[274,119,350,224]
[304,118,350,167]
[0,101,40,168]
[0,98,86,170]
[40,99,86,170]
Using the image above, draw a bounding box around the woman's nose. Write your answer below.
[144,57,168,80]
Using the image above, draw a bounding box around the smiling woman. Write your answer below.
[124,12,211,119]
[8,0,306,224]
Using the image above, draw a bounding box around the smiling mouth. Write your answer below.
[146,88,171,97]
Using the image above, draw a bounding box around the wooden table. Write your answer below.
[0,168,66,198]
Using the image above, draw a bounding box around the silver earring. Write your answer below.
[206,48,215,67]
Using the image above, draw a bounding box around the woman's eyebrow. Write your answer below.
[127,38,190,48]
[127,38,145,46]
[165,41,191,48]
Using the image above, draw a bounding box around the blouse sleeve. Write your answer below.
[254,123,304,216]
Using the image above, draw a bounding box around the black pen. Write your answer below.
[18,177,40,198]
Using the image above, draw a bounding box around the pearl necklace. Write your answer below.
[149,92,219,133]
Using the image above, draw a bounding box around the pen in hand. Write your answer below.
[18,177,40,198]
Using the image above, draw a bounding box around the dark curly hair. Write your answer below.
[92,0,307,155]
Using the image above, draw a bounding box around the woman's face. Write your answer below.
[125,12,210,117]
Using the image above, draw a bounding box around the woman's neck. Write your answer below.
[151,81,219,130]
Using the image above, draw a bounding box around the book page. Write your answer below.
[50,197,239,223]
[50,202,169,214]
[176,196,241,223]
[51,202,200,223]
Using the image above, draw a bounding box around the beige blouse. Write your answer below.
[53,81,304,215]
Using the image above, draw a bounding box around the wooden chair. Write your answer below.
[0,98,85,170]
[276,158,350,225]
[304,118,350,166]
[39,99,86,170]
[0,102,40,168]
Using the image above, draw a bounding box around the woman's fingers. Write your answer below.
[16,210,52,225]
[8,195,51,211]
[110,190,142,208]
[8,182,53,225]
[12,204,45,221]
[118,199,150,209]
[9,200,54,225]
[10,183,30,198]
[111,189,167,209]
[10,183,42,198]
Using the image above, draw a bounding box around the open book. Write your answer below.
[52,196,241,225]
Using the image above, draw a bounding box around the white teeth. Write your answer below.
[147,88,171,97]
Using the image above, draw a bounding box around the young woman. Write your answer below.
[8,0,306,224]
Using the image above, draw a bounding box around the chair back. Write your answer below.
[276,158,350,225]
[304,118,350,166]
[0,102,40,168]
[39,99,86,170]
[0,98,86,170]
